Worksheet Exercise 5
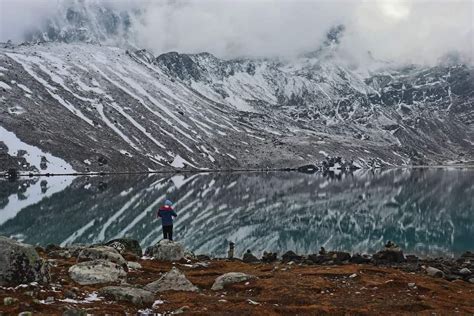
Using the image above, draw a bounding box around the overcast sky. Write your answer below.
[0,0,472,65]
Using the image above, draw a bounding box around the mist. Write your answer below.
[0,0,472,65]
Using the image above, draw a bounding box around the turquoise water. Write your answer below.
[0,168,472,258]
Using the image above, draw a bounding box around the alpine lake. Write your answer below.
[1,168,473,258]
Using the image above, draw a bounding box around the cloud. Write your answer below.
[0,0,472,65]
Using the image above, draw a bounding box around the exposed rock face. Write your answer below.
[77,246,127,268]
[0,236,50,286]
[147,240,185,262]
[105,239,142,257]
[144,267,198,293]
[211,272,255,291]
[98,286,154,306]
[68,259,127,285]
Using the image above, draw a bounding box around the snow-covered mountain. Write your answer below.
[0,1,473,173]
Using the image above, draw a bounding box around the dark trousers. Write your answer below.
[163,225,173,241]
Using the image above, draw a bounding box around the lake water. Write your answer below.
[0,168,472,258]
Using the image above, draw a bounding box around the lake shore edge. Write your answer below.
[1,237,473,315]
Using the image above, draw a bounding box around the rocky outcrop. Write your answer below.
[146,240,185,262]
[211,272,255,291]
[68,259,127,285]
[0,236,50,286]
[77,246,127,268]
[105,239,143,257]
[98,286,154,306]
[144,267,198,293]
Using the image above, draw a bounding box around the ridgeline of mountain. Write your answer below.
[0,1,473,173]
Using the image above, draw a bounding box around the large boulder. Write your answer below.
[77,246,127,268]
[98,286,154,305]
[0,236,50,286]
[373,241,405,263]
[145,267,198,293]
[105,239,143,257]
[68,259,127,285]
[211,272,255,291]
[146,240,184,262]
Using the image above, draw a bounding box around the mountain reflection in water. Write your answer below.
[0,168,472,258]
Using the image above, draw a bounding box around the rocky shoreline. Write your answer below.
[0,236,473,315]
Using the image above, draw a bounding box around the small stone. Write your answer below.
[127,262,142,270]
[99,286,154,306]
[211,272,255,291]
[144,267,198,293]
[468,278,474,284]
[45,296,54,303]
[172,306,190,314]
[426,266,445,278]
[459,268,471,276]
[242,250,259,263]
[64,290,77,299]
[3,297,18,306]
[18,312,33,316]
[62,309,88,316]
[349,273,358,278]
[408,283,417,289]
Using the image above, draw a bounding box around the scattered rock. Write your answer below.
[127,261,142,270]
[144,267,198,293]
[3,297,18,305]
[77,246,127,268]
[99,286,154,306]
[0,236,50,286]
[458,268,471,276]
[243,250,259,263]
[48,249,72,259]
[18,312,33,316]
[172,306,190,314]
[146,239,184,262]
[62,309,87,316]
[426,266,445,278]
[469,278,474,284]
[261,252,277,263]
[408,282,417,289]
[211,272,255,291]
[373,241,405,263]
[106,238,143,257]
[68,259,127,285]
[350,253,371,264]
[282,251,303,263]
[196,254,211,261]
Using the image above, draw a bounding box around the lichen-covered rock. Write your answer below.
[68,259,126,285]
[106,239,143,257]
[0,236,50,286]
[144,267,198,293]
[211,272,255,291]
[77,246,127,268]
[98,286,154,305]
[147,239,184,262]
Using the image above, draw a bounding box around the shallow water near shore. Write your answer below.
[0,168,472,258]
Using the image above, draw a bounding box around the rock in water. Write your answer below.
[0,236,50,286]
[147,239,185,261]
[68,259,127,285]
[98,286,154,305]
[426,266,445,278]
[242,250,259,263]
[106,239,143,257]
[77,246,127,268]
[211,272,255,291]
[144,267,198,293]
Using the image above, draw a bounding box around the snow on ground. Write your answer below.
[0,125,75,174]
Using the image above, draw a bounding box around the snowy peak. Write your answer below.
[24,0,137,47]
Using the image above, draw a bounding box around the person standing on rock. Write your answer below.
[157,199,177,241]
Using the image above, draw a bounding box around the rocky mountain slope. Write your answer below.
[0,1,472,173]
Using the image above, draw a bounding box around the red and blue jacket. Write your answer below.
[157,205,177,226]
